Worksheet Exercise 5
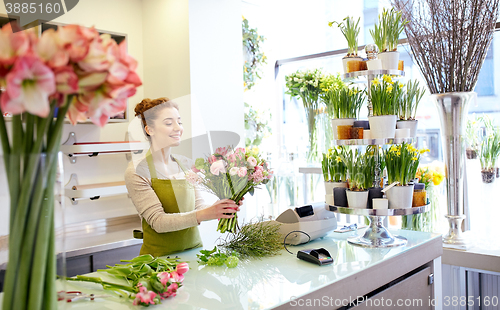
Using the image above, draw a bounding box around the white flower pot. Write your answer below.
[395,128,410,139]
[346,189,369,209]
[396,120,418,139]
[366,59,382,70]
[325,181,347,205]
[342,56,363,74]
[331,118,356,139]
[378,51,400,70]
[385,184,414,209]
[368,115,397,139]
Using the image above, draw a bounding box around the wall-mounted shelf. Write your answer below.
[61,132,149,163]
[65,174,128,205]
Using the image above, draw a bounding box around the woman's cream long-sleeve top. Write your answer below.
[124,154,210,233]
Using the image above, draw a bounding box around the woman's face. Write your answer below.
[147,107,183,149]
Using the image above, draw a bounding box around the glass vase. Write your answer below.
[1,152,65,310]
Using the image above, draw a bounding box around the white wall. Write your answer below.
[0,0,244,235]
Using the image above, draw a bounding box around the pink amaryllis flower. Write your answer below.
[54,66,78,94]
[58,25,97,62]
[132,286,157,306]
[175,262,189,275]
[0,23,31,67]
[1,56,55,117]
[77,35,110,73]
[35,28,69,69]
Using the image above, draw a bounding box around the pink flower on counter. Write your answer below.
[237,167,247,177]
[175,262,189,275]
[1,56,55,117]
[210,160,226,176]
[157,272,170,287]
[133,286,157,306]
[169,271,184,283]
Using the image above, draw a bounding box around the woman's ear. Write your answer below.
[145,125,153,136]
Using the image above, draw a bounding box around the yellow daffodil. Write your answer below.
[372,78,380,86]
[387,85,393,93]
[336,156,342,163]
[383,75,393,84]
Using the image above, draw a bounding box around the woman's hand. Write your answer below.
[196,199,241,223]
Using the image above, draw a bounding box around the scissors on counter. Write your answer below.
[57,291,112,302]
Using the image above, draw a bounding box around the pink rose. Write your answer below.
[229,167,239,176]
[247,156,257,167]
[210,160,226,176]
[237,167,247,177]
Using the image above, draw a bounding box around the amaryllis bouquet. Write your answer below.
[0,22,141,310]
[186,146,273,233]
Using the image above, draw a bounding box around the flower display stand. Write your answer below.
[329,204,430,248]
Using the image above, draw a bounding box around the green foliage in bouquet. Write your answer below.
[370,75,404,116]
[384,143,427,186]
[329,16,361,56]
[218,220,283,258]
[398,79,425,120]
[321,147,347,182]
[243,17,266,91]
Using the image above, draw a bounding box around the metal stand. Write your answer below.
[329,205,430,248]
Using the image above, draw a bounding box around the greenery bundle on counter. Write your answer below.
[218,220,283,259]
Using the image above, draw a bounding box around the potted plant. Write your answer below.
[479,129,500,183]
[321,147,348,205]
[384,143,425,208]
[465,117,480,159]
[368,75,403,139]
[329,17,362,73]
[370,8,408,70]
[342,149,373,208]
[321,75,365,139]
[285,69,324,162]
[396,79,425,138]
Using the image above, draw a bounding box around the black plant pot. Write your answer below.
[367,187,383,209]
[481,170,495,183]
[466,148,477,159]
[333,187,348,207]
[496,167,499,178]
[414,183,425,190]
[353,120,370,129]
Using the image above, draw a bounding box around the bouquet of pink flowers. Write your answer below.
[186,146,273,233]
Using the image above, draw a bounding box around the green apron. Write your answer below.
[139,151,202,257]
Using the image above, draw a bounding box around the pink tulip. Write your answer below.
[1,56,55,117]
[35,28,69,69]
[157,272,170,287]
[132,286,157,306]
[247,156,257,167]
[237,167,247,177]
[175,262,189,275]
[169,271,185,283]
[210,160,226,176]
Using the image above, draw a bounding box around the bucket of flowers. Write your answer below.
[186,146,273,233]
